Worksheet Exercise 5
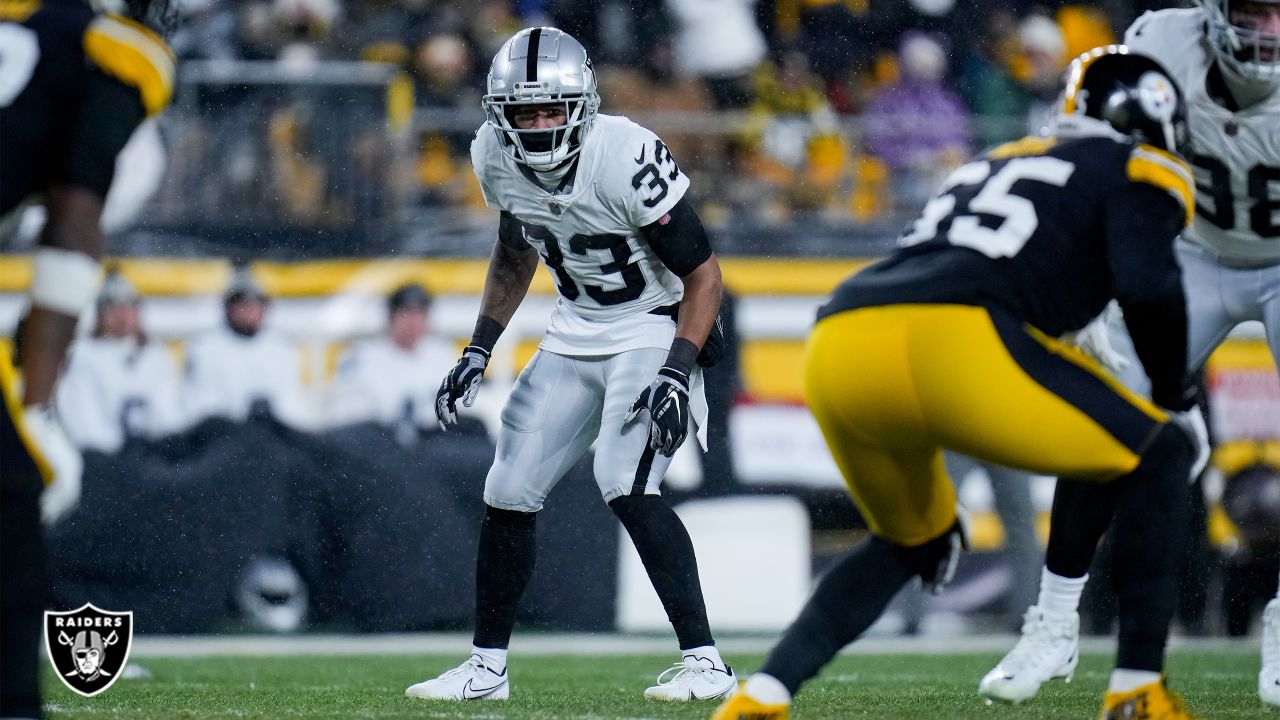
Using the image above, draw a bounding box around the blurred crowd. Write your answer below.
[154,0,1179,236]
[54,267,458,453]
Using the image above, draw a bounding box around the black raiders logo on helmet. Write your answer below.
[1055,45,1190,156]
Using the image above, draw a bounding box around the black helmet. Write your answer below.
[1054,45,1189,156]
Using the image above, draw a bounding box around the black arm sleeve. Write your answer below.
[498,211,532,250]
[639,196,713,277]
[56,71,146,198]
[1105,183,1195,411]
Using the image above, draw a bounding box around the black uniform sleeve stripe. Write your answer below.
[498,211,531,249]
[639,197,713,277]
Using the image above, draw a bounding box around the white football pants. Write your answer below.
[484,348,675,512]
[1110,239,1280,397]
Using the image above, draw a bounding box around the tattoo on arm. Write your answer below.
[479,240,540,326]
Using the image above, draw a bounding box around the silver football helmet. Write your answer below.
[483,27,600,171]
[1200,0,1280,83]
[90,0,178,37]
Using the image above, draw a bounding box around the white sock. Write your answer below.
[682,644,725,670]
[1108,669,1161,693]
[1037,568,1087,616]
[744,673,791,705]
[472,645,508,673]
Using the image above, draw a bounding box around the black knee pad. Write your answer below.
[887,517,969,594]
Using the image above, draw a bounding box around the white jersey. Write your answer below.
[183,327,313,430]
[329,335,458,428]
[1126,9,1280,265]
[55,337,185,453]
[471,114,691,356]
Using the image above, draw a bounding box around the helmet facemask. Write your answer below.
[485,94,596,171]
[1202,0,1280,84]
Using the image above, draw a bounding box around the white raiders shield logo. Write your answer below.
[44,603,134,697]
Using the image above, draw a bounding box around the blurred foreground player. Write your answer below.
[980,0,1280,708]
[0,0,173,716]
[713,47,1204,720]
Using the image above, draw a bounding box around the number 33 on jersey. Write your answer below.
[470,114,691,324]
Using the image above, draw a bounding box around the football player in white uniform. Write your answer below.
[404,27,735,703]
[979,0,1280,708]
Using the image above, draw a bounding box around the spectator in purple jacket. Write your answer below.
[863,32,973,205]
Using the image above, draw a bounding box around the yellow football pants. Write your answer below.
[804,304,1168,547]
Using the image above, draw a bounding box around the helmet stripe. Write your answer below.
[527,27,542,82]
[1063,45,1124,115]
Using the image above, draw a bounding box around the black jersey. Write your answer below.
[820,134,1195,409]
[0,0,174,217]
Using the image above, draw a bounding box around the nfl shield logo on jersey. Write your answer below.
[45,604,134,697]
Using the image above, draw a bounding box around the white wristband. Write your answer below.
[29,247,101,316]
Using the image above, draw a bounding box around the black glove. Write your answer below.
[624,366,691,456]
[696,314,725,368]
[435,345,489,431]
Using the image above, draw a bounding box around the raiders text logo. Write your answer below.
[44,603,134,697]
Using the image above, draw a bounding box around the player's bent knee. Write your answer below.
[1120,422,1194,503]
[1134,422,1194,481]
[483,463,550,513]
[483,503,537,528]
[885,517,969,594]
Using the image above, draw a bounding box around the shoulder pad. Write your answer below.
[1127,144,1195,226]
[83,14,175,117]
[0,0,41,22]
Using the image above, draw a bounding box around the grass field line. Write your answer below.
[129,632,1261,658]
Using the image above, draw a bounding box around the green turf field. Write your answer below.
[42,649,1275,719]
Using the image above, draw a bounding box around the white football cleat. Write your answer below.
[645,653,737,701]
[405,654,509,701]
[979,606,1079,704]
[1261,598,1280,707]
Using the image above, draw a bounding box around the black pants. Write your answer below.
[1,486,47,718]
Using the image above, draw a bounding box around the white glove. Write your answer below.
[23,405,84,525]
[1067,304,1130,375]
[1167,406,1210,483]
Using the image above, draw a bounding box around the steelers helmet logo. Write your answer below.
[1137,71,1178,123]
